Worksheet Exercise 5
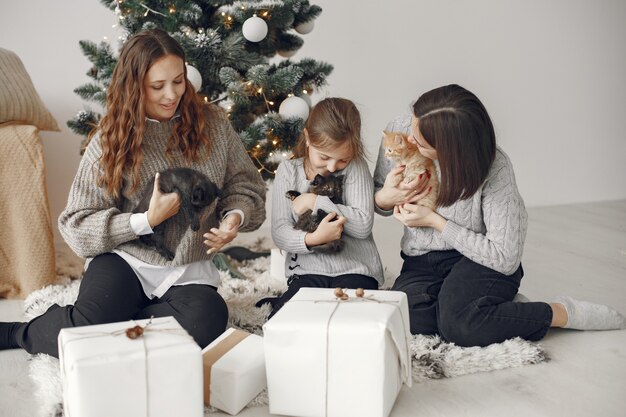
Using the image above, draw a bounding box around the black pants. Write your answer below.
[263,273,379,318]
[391,250,552,347]
[16,253,228,357]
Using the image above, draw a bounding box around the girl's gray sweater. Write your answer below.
[272,158,384,285]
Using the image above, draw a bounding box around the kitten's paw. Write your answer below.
[286,190,301,200]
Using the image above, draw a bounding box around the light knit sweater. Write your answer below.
[373,114,528,276]
[272,157,384,285]
[58,107,266,266]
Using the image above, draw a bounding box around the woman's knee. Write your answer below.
[73,254,146,324]
[437,302,498,347]
[171,287,228,348]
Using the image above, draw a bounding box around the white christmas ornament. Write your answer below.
[242,15,268,42]
[186,64,202,92]
[279,96,310,121]
[295,20,315,34]
[300,94,312,107]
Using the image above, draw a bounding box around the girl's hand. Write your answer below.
[292,193,318,215]
[305,212,347,247]
[393,203,447,231]
[147,173,181,228]
[204,213,241,254]
[375,166,430,210]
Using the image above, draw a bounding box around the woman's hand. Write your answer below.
[292,193,318,215]
[375,166,431,210]
[146,173,181,228]
[305,212,347,247]
[204,213,241,254]
[393,203,447,231]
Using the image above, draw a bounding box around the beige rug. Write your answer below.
[25,243,548,417]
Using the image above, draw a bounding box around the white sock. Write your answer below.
[553,295,626,330]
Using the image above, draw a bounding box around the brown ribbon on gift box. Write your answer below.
[202,329,251,406]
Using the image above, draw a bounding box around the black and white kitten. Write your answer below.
[134,168,221,260]
[286,173,345,254]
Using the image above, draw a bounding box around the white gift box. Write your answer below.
[202,328,266,415]
[58,316,203,417]
[263,288,412,417]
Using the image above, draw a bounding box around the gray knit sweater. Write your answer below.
[373,114,528,276]
[58,107,266,266]
[272,157,384,285]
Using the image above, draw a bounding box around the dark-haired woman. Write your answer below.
[374,84,624,347]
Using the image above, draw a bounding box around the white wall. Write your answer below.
[2,0,625,243]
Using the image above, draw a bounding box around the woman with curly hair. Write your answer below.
[0,28,266,357]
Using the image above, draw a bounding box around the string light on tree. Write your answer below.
[242,14,268,42]
[279,95,310,121]
[185,64,202,92]
[301,90,312,107]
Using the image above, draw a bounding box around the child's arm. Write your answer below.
[271,162,316,254]
[304,212,346,247]
[313,159,374,239]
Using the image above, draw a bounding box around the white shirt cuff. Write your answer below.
[130,212,154,235]
[223,209,245,226]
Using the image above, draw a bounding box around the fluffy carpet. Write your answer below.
[25,244,548,417]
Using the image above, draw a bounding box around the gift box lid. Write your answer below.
[264,288,412,386]
[58,316,199,366]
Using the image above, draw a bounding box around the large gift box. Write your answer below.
[58,316,203,417]
[202,328,266,415]
[263,288,412,417]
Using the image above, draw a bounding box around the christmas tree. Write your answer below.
[67,0,333,179]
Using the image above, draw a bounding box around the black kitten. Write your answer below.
[286,174,345,253]
[134,168,221,260]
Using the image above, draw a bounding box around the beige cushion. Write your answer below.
[0,47,60,131]
[0,122,57,298]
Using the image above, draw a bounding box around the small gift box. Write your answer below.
[202,328,266,415]
[58,316,203,417]
[263,288,412,417]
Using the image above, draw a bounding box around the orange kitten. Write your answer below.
[382,131,439,210]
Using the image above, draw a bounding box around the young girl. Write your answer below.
[374,84,625,347]
[0,29,266,357]
[262,97,384,316]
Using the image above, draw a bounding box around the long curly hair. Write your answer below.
[95,28,210,199]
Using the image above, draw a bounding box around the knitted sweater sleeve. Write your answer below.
[58,135,137,258]
[215,111,266,232]
[314,158,374,239]
[271,161,312,254]
[440,151,528,275]
[373,114,412,216]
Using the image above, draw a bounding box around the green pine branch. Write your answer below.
[69,0,332,179]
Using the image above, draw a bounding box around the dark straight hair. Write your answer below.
[413,84,496,207]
